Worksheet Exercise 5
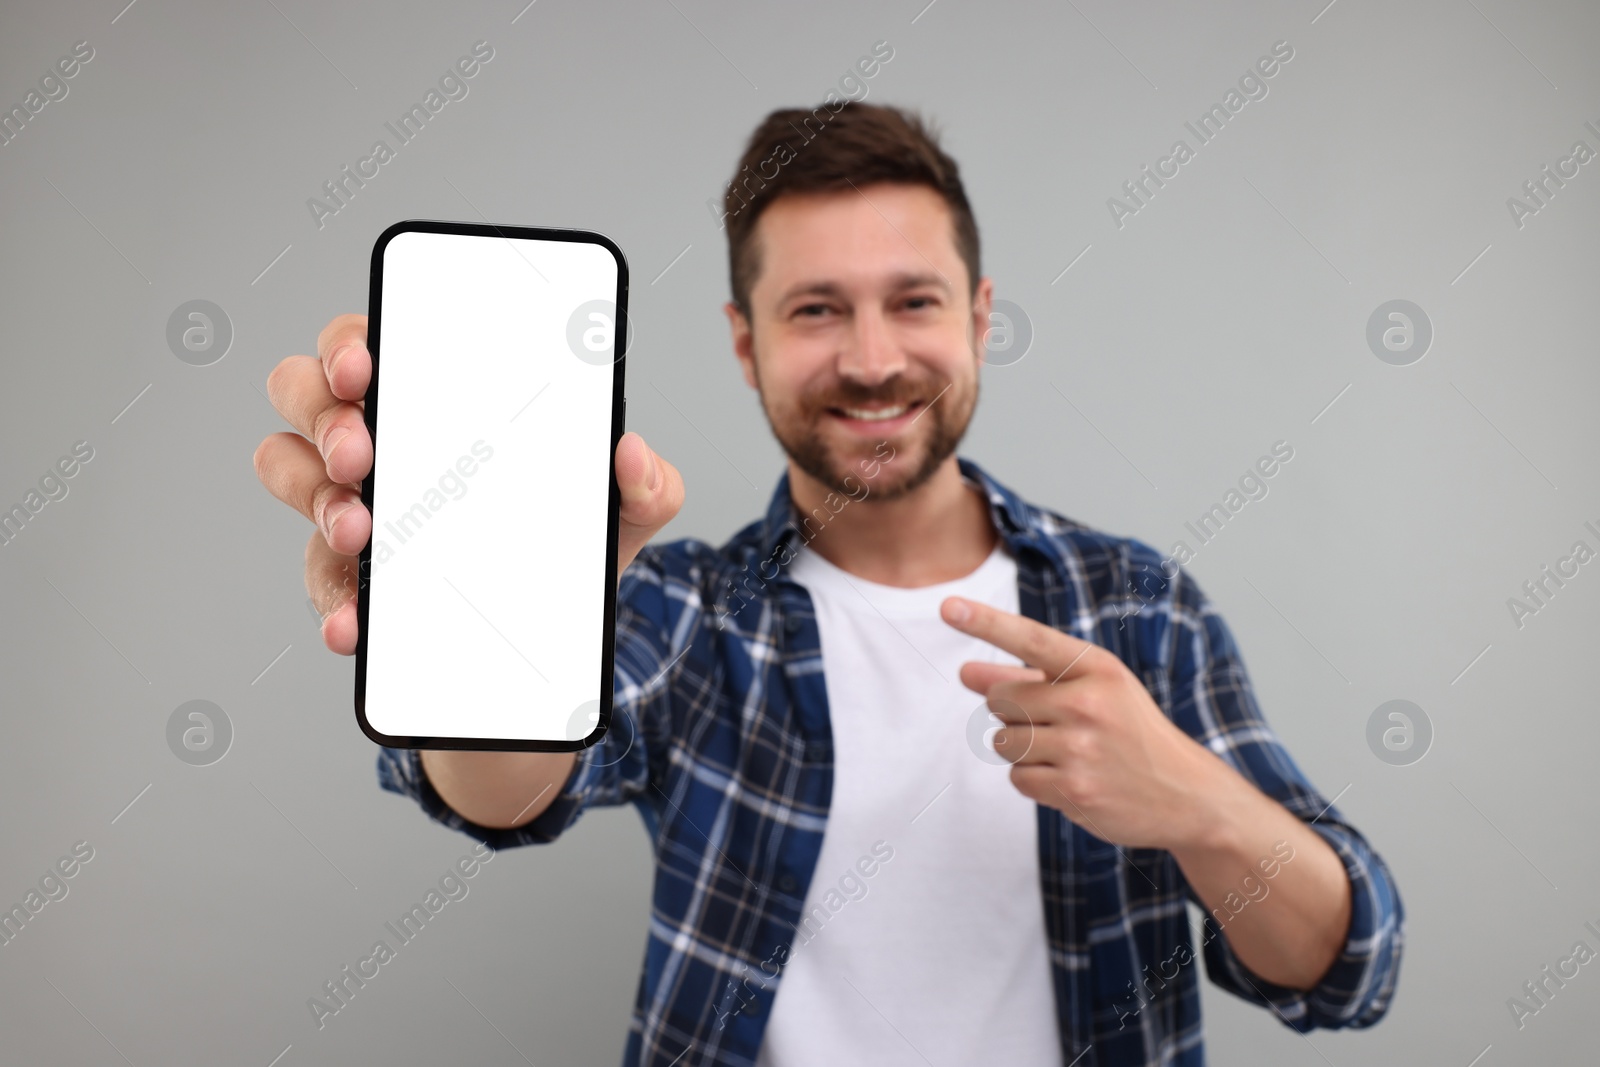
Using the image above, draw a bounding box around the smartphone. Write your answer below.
[353,219,627,751]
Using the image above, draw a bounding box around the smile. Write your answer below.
[825,400,925,433]
[839,403,908,420]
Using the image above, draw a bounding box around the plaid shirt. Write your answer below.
[378,455,1404,1066]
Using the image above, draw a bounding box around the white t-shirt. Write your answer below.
[756,535,1062,1066]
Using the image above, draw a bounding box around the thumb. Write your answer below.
[615,431,683,579]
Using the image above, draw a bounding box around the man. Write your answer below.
[256,101,1403,1066]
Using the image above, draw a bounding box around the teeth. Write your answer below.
[841,404,909,421]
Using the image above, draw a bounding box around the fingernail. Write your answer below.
[645,448,659,491]
[324,427,351,474]
[324,501,355,541]
[946,598,970,624]
[328,344,357,375]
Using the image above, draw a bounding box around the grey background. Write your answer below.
[1,0,1595,1063]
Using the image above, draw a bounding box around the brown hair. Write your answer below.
[717,101,981,316]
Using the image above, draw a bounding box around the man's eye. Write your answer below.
[795,303,832,318]
[903,296,937,310]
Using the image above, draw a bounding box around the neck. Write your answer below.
[787,454,998,587]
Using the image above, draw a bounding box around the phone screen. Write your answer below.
[354,221,626,750]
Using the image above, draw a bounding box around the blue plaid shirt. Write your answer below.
[378,456,1404,1066]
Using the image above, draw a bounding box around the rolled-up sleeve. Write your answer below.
[1155,559,1406,1030]
[1196,813,1405,1030]
[376,544,693,849]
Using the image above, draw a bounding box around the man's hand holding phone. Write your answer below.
[252,312,683,828]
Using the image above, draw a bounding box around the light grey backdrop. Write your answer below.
[2,0,1596,1064]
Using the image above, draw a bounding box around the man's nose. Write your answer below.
[836,307,905,387]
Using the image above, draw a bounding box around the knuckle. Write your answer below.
[304,533,358,606]
[1070,686,1105,721]
[265,357,290,394]
[252,436,274,483]
[652,470,686,522]
[306,553,337,602]
[264,362,290,416]
[253,433,293,486]
[318,314,367,359]
[1009,763,1047,799]
[1069,690,1095,718]
[1062,728,1096,762]
[1062,771,1097,808]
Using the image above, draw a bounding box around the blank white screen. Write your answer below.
[363,228,619,743]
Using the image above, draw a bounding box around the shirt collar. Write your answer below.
[752,455,1048,566]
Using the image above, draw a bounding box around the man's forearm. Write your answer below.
[419,749,577,830]
[1168,759,1351,991]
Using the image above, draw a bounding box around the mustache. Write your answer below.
[807,378,941,410]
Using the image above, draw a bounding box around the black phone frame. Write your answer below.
[353,218,628,752]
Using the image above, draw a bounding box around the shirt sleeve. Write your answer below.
[374,543,692,849]
[1154,560,1406,1032]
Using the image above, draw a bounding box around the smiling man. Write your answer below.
[256,101,1404,1066]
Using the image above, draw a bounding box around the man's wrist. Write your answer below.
[1165,742,1257,860]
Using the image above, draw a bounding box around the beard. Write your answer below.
[757,368,978,502]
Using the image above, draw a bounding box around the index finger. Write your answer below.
[940,596,1103,682]
[316,313,370,402]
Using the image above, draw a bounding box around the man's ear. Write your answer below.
[725,300,759,389]
[970,276,995,364]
